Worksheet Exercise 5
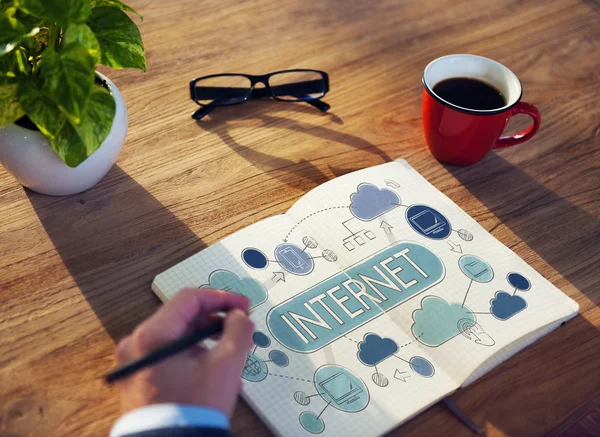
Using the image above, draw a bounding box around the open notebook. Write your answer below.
[153,160,578,436]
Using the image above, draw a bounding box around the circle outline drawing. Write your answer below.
[506,272,531,291]
[457,229,474,241]
[252,331,271,348]
[294,391,311,406]
[409,356,435,378]
[241,351,268,382]
[405,204,452,240]
[458,254,494,283]
[322,249,338,263]
[299,411,325,434]
[268,350,289,367]
[302,236,318,249]
[371,372,389,387]
[274,243,315,276]
[241,248,269,270]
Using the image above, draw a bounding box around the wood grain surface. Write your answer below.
[1,0,599,436]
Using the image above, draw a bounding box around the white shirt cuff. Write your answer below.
[110,404,229,437]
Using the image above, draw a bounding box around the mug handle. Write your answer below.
[493,102,541,149]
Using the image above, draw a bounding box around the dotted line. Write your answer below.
[284,206,349,241]
[343,334,359,344]
[268,372,315,383]
[400,333,423,348]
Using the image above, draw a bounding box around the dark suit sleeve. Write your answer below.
[119,427,231,437]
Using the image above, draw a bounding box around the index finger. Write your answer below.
[134,288,250,352]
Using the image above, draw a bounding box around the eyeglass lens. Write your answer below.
[268,71,326,101]
[194,75,252,106]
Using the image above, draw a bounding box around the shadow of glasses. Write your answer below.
[195,100,393,192]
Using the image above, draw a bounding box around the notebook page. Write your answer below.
[154,212,456,437]
[285,159,578,388]
[152,159,579,435]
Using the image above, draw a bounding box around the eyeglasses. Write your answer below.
[189,69,330,120]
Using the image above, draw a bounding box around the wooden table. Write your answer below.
[1,0,599,435]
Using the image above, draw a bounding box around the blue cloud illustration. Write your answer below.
[490,291,527,320]
[412,296,476,347]
[204,270,267,309]
[357,333,399,366]
[349,183,400,221]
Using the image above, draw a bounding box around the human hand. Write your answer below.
[114,288,254,417]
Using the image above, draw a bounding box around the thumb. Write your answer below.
[214,309,254,367]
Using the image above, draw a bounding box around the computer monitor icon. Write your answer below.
[318,371,363,405]
[409,209,446,235]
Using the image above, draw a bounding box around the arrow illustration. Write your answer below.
[380,221,393,235]
[272,272,285,283]
[448,241,463,254]
[393,369,411,382]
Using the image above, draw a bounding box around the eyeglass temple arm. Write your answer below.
[307,99,330,112]
[192,102,216,120]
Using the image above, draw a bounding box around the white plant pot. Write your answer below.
[0,71,127,196]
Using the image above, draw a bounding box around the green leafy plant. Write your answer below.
[0,0,145,167]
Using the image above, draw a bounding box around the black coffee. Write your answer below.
[433,77,505,110]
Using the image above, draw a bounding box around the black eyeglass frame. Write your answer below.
[189,69,330,119]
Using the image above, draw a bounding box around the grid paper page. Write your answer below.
[152,159,578,436]
[286,160,578,387]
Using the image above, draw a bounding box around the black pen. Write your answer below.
[104,318,224,383]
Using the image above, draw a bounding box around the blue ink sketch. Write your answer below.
[459,255,494,283]
[490,291,527,320]
[412,296,476,347]
[252,331,271,348]
[409,356,435,378]
[267,242,444,353]
[242,248,268,269]
[357,333,399,366]
[314,365,369,413]
[507,273,531,291]
[205,270,267,309]
[406,205,451,239]
[274,243,314,275]
[268,350,289,367]
[349,183,400,221]
[242,351,268,382]
[299,412,325,434]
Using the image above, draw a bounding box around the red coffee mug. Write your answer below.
[422,54,541,166]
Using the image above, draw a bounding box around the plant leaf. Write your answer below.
[0,11,39,56]
[63,23,100,63]
[0,46,30,76]
[18,79,66,137]
[90,0,142,20]
[89,7,146,71]
[19,0,91,27]
[15,8,46,29]
[40,42,95,124]
[71,85,115,157]
[19,79,116,167]
[0,76,25,126]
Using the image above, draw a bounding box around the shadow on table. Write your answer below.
[445,152,600,305]
[196,100,392,189]
[26,165,207,342]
